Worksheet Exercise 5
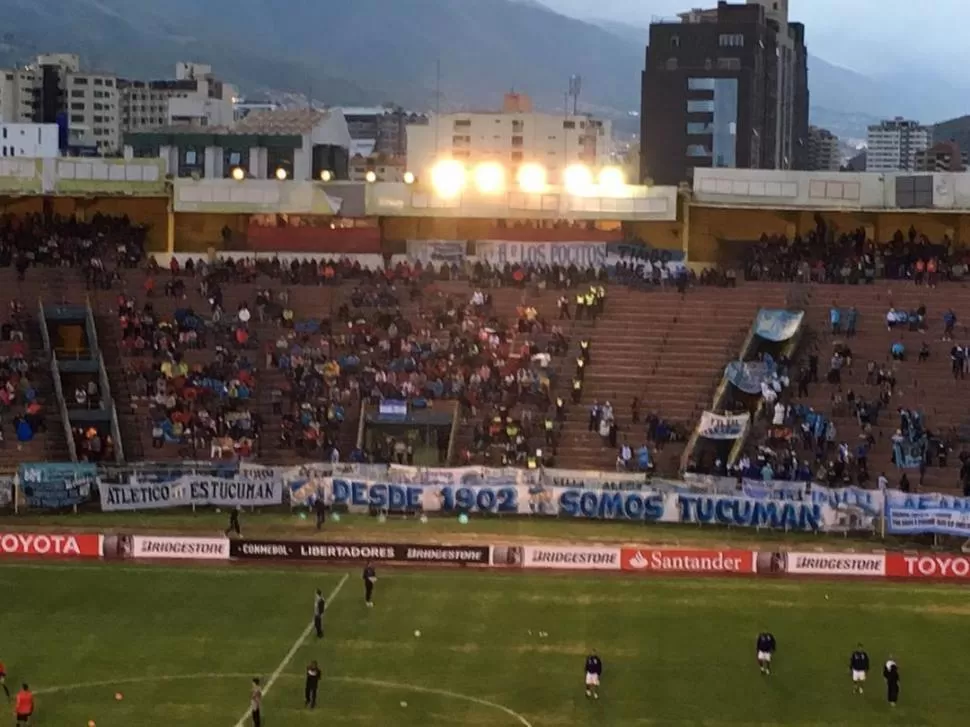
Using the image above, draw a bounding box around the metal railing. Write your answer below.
[85,297,125,463]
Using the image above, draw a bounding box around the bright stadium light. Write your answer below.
[403,171,416,185]
[231,167,245,181]
[275,167,288,181]
[598,166,626,193]
[319,170,333,182]
[563,164,593,195]
[473,162,505,194]
[365,170,378,183]
[430,160,466,198]
[517,163,547,193]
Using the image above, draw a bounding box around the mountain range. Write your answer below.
[0,0,963,139]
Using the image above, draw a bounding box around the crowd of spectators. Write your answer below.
[742,222,959,284]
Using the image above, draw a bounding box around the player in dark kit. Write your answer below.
[584,651,603,700]
[363,562,376,607]
[850,644,870,694]
[883,658,900,706]
[313,589,325,638]
[756,631,776,675]
[305,660,321,708]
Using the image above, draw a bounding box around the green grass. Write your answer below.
[0,509,927,551]
[2,562,969,726]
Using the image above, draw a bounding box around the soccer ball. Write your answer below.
[400,701,408,708]
[414,629,422,637]
[115,692,124,701]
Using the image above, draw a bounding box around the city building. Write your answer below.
[0,123,59,158]
[406,93,612,182]
[932,114,970,161]
[915,141,967,172]
[640,0,809,185]
[0,53,119,154]
[865,117,930,172]
[339,106,428,159]
[123,109,352,180]
[807,126,840,171]
[119,63,236,133]
[233,99,280,121]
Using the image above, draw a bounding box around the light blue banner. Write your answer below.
[886,492,970,536]
[724,358,775,395]
[754,309,804,342]
[475,241,608,268]
[19,463,97,509]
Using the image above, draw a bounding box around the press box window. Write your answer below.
[687,100,715,113]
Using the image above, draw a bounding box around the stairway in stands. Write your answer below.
[556,284,788,474]
[797,282,970,493]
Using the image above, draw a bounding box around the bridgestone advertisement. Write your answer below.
[520,545,621,570]
[229,540,491,565]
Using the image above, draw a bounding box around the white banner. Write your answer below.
[784,552,886,577]
[405,240,467,265]
[131,536,230,560]
[698,411,749,440]
[475,240,608,268]
[386,465,536,487]
[885,492,970,536]
[100,477,283,511]
[540,468,651,491]
[521,545,620,570]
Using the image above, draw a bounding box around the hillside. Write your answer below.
[0,0,642,114]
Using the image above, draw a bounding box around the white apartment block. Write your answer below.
[866,117,930,172]
[120,62,236,133]
[0,123,59,158]
[407,110,613,182]
[0,55,236,155]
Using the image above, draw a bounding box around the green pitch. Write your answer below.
[2,562,968,726]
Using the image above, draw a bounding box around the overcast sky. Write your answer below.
[540,0,956,78]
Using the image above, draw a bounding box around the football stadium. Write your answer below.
[4,46,970,727]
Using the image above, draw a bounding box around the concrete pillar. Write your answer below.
[294,146,311,181]
[249,147,267,179]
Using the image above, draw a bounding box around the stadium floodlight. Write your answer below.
[473,162,505,195]
[430,159,466,198]
[403,171,416,185]
[365,170,378,183]
[231,167,245,181]
[598,166,626,194]
[563,164,593,195]
[517,163,547,193]
[319,170,333,182]
[275,167,288,181]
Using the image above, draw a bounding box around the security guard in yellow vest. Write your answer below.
[585,289,597,319]
[543,416,555,446]
[526,453,539,469]
[555,396,565,422]
[575,356,586,380]
[579,339,590,363]
[571,377,583,403]
[574,291,585,320]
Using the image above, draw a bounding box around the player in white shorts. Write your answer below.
[849,644,870,694]
[584,651,603,699]
[756,631,776,675]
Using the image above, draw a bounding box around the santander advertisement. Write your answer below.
[621,548,756,574]
[0,532,101,558]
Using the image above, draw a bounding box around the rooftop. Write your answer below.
[233,109,330,135]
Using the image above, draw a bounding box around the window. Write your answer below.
[671,35,680,48]
[687,144,712,157]
[71,90,84,98]
[665,58,678,71]
[563,120,575,129]
[70,114,84,123]
[184,149,198,165]
[718,33,744,48]
[547,135,557,141]
[73,77,88,85]
[1,128,5,139]
[94,78,103,85]
[687,100,715,113]
[688,78,716,91]
[512,120,524,132]
[687,122,714,134]
[453,119,471,129]
[105,79,114,87]
[512,136,523,147]
[71,102,85,111]
[717,58,741,71]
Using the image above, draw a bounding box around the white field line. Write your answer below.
[232,572,348,727]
